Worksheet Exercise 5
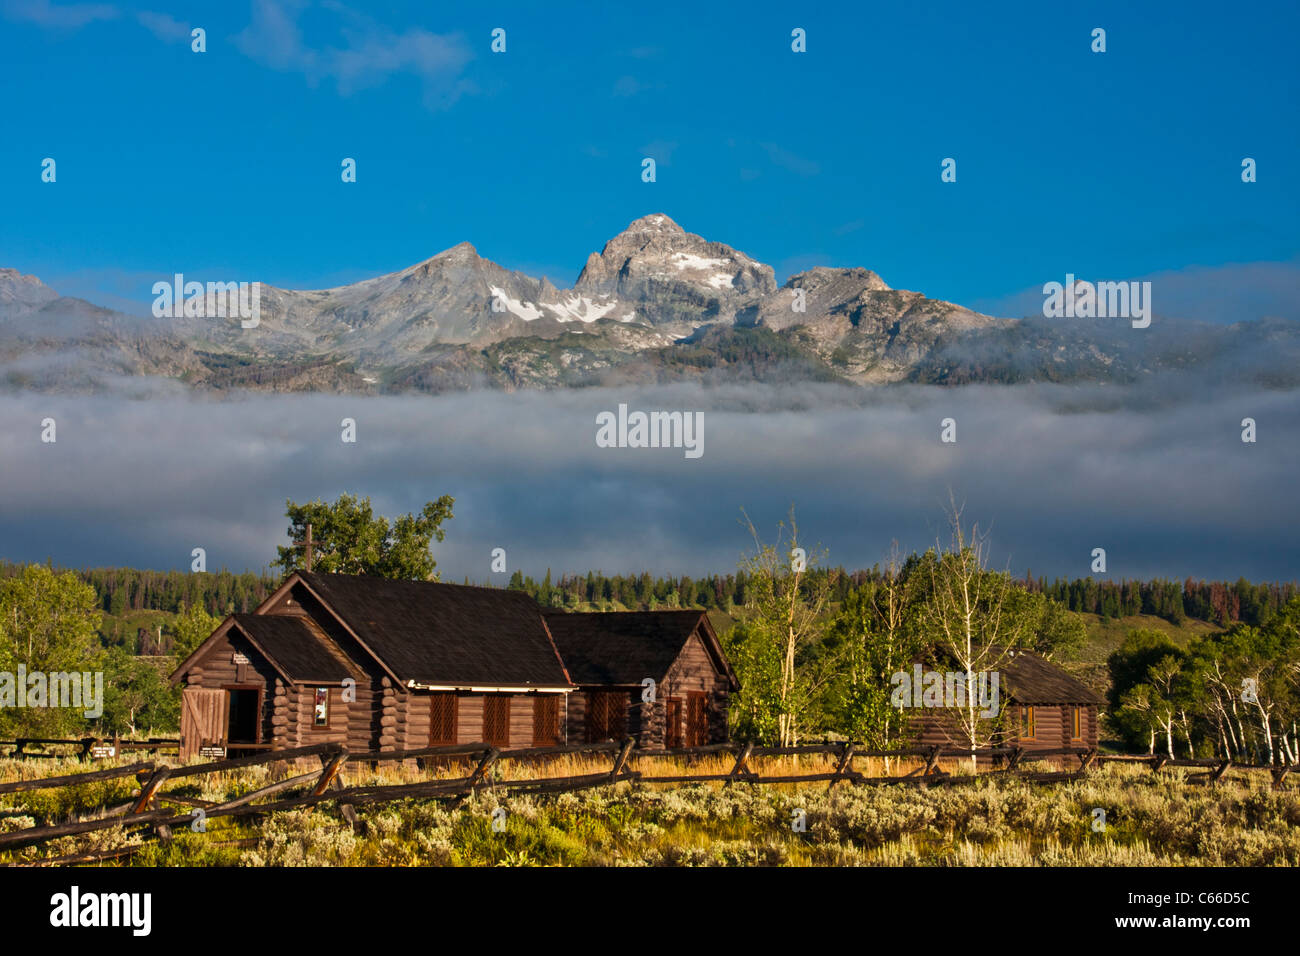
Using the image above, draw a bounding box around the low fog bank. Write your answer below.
[0,379,1296,582]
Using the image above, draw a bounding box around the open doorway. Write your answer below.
[225,687,261,744]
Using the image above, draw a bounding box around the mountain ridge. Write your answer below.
[2,215,1297,395]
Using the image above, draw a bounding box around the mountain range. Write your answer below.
[2,214,1297,395]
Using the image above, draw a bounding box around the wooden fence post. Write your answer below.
[609,738,635,782]
[726,741,755,785]
[311,750,349,797]
[467,747,500,791]
[331,776,359,829]
[830,742,856,787]
[130,768,171,815]
[1007,746,1025,772]
[924,745,942,775]
[131,766,173,841]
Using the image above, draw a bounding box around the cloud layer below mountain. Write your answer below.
[1,380,1296,581]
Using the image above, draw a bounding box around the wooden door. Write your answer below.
[180,687,228,759]
[686,692,708,747]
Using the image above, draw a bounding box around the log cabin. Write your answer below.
[906,650,1102,758]
[170,571,738,759]
[542,609,739,749]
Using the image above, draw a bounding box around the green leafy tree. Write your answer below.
[917,504,1036,763]
[1009,588,1088,660]
[0,564,104,737]
[727,508,834,747]
[1106,629,1185,750]
[273,493,454,580]
[824,545,924,760]
[172,600,223,660]
[101,647,180,736]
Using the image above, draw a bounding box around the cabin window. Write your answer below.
[664,697,684,749]
[1020,705,1036,740]
[314,687,330,728]
[483,694,511,748]
[533,695,560,747]
[1071,705,1083,740]
[429,692,458,747]
[586,691,627,743]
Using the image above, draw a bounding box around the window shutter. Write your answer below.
[586,691,627,743]
[687,693,708,746]
[483,695,511,748]
[532,695,559,747]
[665,698,683,749]
[429,693,458,747]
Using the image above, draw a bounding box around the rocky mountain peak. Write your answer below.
[788,265,891,293]
[0,268,60,317]
[574,214,777,328]
[617,213,686,238]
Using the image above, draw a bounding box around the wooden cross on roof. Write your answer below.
[293,522,314,572]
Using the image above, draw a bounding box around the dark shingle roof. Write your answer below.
[296,572,571,687]
[230,613,360,683]
[1002,651,1103,704]
[542,609,714,685]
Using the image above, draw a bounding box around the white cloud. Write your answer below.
[134,9,188,41]
[2,0,117,28]
[232,0,474,108]
[971,260,1300,324]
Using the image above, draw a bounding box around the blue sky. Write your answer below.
[2,0,1297,316]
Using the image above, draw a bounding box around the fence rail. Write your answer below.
[0,737,179,760]
[0,739,1295,861]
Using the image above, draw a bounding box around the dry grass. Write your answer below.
[2,753,1298,867]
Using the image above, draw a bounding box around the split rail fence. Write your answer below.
[0,739,1295,865]
[0,737,179,760]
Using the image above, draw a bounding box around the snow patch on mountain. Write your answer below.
[488,286,543,321]
[541,294,618,323]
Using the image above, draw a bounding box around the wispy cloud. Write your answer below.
[2,0,118,28]
[613,75,658,97]
[232,0,475,109]
[134,9,187,41]
[970,260,1300,324]
[640,140,678,166]
[761,142,821,177]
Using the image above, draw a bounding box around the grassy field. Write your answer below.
[1,754,1295,867]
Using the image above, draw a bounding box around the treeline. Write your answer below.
[1,561,1294,633]
[0,562,276,619]
[1025,575,1298,627]
[506,567,1298,628]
